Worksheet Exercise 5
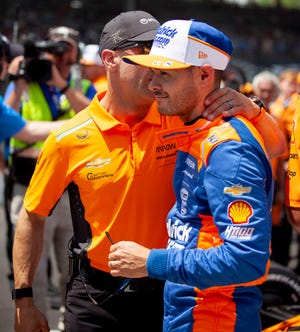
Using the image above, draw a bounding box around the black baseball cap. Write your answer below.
[99,10,160,54]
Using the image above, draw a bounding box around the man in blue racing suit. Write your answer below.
[107,19,274,332]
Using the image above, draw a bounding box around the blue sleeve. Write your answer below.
[147,140,273,289]
[85,83,97,100]
[0,96,26,142]
[3,81,15,101]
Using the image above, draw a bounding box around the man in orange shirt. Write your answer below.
[286,95,300,232]
[270,69,298,141]
[12,11,286,332]
[270,69,298,268]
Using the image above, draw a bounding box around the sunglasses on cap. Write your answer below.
[114,41,152,55]
[48,26,80,43]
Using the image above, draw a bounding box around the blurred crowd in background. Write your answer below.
[0,1,299,331]
[1,1,300,77]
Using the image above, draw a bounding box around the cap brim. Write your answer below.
[52,37,77,48]
[123,54,191,69]
[80,59,95,65]
[128,29,158,42]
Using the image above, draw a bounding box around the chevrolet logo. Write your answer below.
[224,185,252,196]
[86,158,111,168]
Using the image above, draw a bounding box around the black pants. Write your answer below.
[65,270,164,332]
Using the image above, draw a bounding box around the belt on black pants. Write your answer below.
[72,258,164,293]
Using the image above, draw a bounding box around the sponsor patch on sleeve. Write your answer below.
[224,200,255,240]
[228,200,253,224]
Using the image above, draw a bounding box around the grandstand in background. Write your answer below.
[0,0,299,81]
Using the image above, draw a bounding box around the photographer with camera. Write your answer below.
[1,32,75,291]
[4,26,96,331]
[0,32,71,150]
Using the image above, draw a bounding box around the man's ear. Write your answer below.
[199,64,214,82]
[101,49,119,72]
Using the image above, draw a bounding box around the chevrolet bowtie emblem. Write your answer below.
[224,185,252,196]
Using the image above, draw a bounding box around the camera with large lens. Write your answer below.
[13,39,68,82]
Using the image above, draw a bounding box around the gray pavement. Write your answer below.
[0,204,60,332]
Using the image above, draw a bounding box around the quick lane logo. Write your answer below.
[167,219,192,242]
[153,25,178,49]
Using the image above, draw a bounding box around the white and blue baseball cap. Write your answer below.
[123,19,233,70]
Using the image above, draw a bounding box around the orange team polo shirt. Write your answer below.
[287,93,300,207]
[24,92,183,272]
[271,92,298,141]
[93,76,108,93]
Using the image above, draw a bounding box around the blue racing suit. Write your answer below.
[147,115,273,332]
[0,96,26,142]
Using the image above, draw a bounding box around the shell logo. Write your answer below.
[228,200,253,224]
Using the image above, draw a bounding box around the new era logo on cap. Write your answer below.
[123,19,233,70]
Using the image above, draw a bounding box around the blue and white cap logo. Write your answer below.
[123,19,233,70]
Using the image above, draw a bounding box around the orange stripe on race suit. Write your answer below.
[193,289,236,332]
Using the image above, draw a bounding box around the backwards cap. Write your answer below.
[99,10,160,54]
[80,44,103,66]
[47,26,80,48]
[123,19,233,70]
